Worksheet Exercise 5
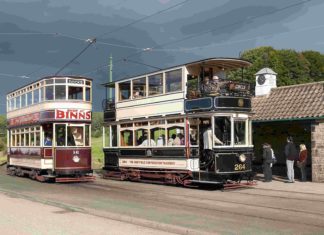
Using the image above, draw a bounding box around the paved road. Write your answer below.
[1,166,324,235]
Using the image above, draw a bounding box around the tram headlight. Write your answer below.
[239,154,246,163]
[73,156,80,163]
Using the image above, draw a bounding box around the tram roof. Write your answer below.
[7,75,93,94]
[103,57,251,88]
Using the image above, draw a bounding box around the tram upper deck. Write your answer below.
[7,76,92,125]
[103,58,252,121]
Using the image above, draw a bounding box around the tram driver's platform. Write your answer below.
[254,174,324,194]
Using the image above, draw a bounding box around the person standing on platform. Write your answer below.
[262,143,273,182]
[297,144,308,182]
[284,136,298,183]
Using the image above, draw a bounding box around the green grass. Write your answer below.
[91,135,104,170]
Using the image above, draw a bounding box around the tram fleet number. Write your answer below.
[234,164,246,171]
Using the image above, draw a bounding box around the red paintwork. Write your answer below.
[8,113,40,127]
[55,148,91,170]
[43,148,53,159]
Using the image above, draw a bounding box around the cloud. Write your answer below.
[0,42,14,54]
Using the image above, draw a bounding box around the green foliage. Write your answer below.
[233,46,324,86]
[92,112,103,137]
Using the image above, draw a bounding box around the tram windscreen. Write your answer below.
[214,117,231,146]
[67,126,84,146]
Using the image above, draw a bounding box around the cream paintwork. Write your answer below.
[119,158,199,171]
[7,101,92,119]
[9,157,53,169]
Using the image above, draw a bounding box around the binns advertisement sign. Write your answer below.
[55,109,91,120]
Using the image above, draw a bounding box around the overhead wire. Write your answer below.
[80,0,313,77]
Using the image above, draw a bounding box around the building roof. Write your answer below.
[252,81,324,121]
[255,68,277,75]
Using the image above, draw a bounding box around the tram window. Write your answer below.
[27,92,32,106]
[119,81,131,101]
[11,133,16,147]
[86,81,91,86]
[132,77,146,99]
[67,126,84,146]
[214,117,231,146]
[189,118,199,146]
[25,128,30,146]
[43,124,53,146]
[120,129,133,146]
[148,73,163,96]
[150,127,165,146]
[21,94,26,107]
[30,132,35,146]
[86,87,91,101]
[134,121,148,127]
[85,125,90,146]
[15,96,20,109]
[167,118,184,124]
[10,99,15,110]
[56,124,66,146]
[35,132,40,146]
[104,126,110,147]
[111,125,117,147]
[167,127,184,146]
[68,87,83,100]
[55,78,65,83]
[135,129,146,146]
[45,86,54,101]
[234,120,246,145]
[33,89,40,104]
[55,85,66,100]
[166,69,182,93]
[45,79,53,85]
[40,87,44,102]
[150,120,164,125]
[20,132,25,146]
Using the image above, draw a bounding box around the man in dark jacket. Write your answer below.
[262,143,273,182]
[284,136,298,183]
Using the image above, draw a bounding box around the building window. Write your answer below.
[165,69,182,93]
[119,81,131,101]
[148,73,163,96]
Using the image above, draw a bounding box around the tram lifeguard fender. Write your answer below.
[55,109,91,120]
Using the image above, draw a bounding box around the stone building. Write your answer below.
[252,68,324,182]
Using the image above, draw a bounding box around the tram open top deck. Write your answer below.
[103,58,253,122]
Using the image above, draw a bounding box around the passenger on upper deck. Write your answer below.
[133,89,143,99]
[200,76,212,96]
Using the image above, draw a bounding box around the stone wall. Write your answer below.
[312,120,324,182]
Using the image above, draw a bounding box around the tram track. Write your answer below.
[73,180,324,228]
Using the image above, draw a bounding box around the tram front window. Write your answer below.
[67,126,84,146]
[214,117,231,146]
[234,120,246,145]
[56,124,66,146]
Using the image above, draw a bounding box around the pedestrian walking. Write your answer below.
[284,136,298,183]
[262,143,273,182]
[297,144,308,182]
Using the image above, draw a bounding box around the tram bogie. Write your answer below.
[6,76,95,183]
[102,58,255,187]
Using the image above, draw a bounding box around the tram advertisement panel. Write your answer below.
[55,109,91,120]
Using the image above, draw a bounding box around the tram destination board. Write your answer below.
[215,97,251,111]
[184,97,213,112]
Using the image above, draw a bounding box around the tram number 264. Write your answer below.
[234,164,246,171]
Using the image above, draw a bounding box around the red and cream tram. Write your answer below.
[6,76,94,182]
[102,58,255,186]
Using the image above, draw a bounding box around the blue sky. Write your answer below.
[0,0,323,113]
